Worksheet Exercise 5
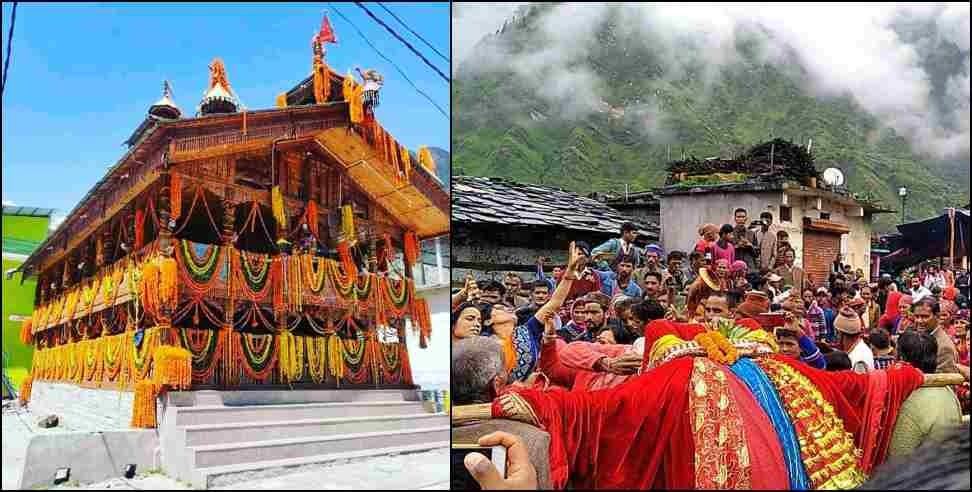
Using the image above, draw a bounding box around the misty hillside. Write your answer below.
[453,4,970,232]
[429,147,451,191]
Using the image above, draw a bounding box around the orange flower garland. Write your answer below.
[403,231,419,268]
[18,375,33,406]
[159,256,178,311]
[131,381,158,428]
[337,241,358,279]
[694,331,739,366]
[305,200,319,238]
[411,298,432,348]
[153,345,192,390]
[21,317,33,345]
[141,260,161,318]
[135,209,145,249]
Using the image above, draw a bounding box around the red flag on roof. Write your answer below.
[316,14,337,44]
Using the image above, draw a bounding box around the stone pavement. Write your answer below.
[44,448,449,490]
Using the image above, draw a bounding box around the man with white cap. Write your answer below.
[764,272,784,300]
[835,308,874,373]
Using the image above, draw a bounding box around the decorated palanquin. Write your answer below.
[16,16,448,427]
[452,318,959,490]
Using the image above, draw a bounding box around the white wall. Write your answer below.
[660,191,785,254]
[782,194,872,278]
[659,190,872,278]
[408,284,449,391]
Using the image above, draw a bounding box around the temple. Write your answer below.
[16,19,448,424]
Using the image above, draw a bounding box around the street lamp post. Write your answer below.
[899,187,908,224]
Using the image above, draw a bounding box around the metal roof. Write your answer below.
[2,206,56,217]
[2,237,42,256]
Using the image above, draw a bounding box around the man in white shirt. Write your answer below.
[923,265,947,291]
[909,276,933,302]
[835,310,874,373]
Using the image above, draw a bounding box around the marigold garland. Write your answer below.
[131,381,158,428]
[240,333,278,382]
[141,260,161,319]
[272,259,285,313]
[271,186,288,230]
[134,209,145,249]
[337,241,358,280]
[21,318,33,345]
[694,331,739,366]
[159,256,178,311]
[340,205,356,243]
[18,375,33,406]
[400,343,414,386]
[153,345,192,389]
[411,298,432,348]
[305,200,319,238]
[178,328,221,382]
[278,331,305,383]
[307,336,328,383]
[327,335,345,382]
[303,254,327,294]
[403,232,419,268]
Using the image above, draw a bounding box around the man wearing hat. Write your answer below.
[764,272,784,300]
[835,309,874,373]
[735,291,771,320]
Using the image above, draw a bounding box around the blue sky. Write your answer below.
[1,2,450,215]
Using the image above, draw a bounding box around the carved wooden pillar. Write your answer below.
[95,227,105,270]
[62,257,71,289]
[125,208,136,256]
[158,173,173,253]
[101,227,114,267]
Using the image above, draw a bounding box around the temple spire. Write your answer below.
[148,80,181,120]
[198,58,240,115]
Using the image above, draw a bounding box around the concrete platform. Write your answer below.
[183,413,448,446]
[158,388,447,489]
[201,442,449,489]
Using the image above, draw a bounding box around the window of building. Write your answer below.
[780,206,792,223]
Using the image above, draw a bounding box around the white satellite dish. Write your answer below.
[823,168,845,187]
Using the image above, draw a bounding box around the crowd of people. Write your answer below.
[452,210,970,489]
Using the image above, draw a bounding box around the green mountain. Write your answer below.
[453,5,970,232]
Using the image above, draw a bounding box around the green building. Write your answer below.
[2,206,54,392]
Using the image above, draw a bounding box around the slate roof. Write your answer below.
[452,176,659,240]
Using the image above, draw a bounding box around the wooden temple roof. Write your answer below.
[21,101,449,278]
[453,176,659,240]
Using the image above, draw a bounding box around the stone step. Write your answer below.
[166,389,418,407]
[194,441,450,489]
[184,413,449,446]
[174,401,428,426]
[189,426,450,469]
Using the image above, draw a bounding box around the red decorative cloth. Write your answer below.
[723,363,790,490]
[495,357,698,489]
[493,352,923,489]
[772,355,924,473]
